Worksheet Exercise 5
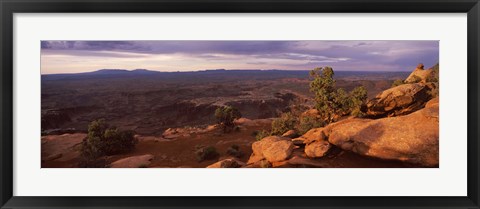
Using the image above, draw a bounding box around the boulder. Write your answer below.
[248,136,293,164]
[305,140,331,158]
[207,158,245,168]
[263,140,294,162]
[109,154,154,168]
[324,100,439,167]
[366,83,433,118]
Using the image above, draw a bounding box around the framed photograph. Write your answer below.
[1,0,479,208]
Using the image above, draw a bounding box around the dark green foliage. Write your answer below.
[214,106,242,133]
[79,119,137,168]
[309,66,368,123]
[270,112,297,136]
[297,116,324,135]
[391,79,405,87]
[348,86,368,117]
[226,144,244,158]
[195,145,219,162]
[255,130,271,141]
[309,67,337,123]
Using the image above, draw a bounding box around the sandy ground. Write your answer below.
[41,120,412,168]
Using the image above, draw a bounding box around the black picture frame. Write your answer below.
[1,0,479,208]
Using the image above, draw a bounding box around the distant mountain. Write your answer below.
[41,68,410,82]
[72,69,159,75]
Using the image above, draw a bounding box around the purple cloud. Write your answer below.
[41,40,439,72]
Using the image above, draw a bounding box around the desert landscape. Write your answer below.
[41,41,439,168]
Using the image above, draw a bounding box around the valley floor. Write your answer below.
[41,118,414,168]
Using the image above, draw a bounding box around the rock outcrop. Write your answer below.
[162,125,219,139]
[325,97,439,167]
[404,63,438,83]
[247,136,294,164]
[234,118,274,127]
[366,83,434,118]
[109,154,154,168]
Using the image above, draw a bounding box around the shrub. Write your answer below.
[271,112,297,136]
[226,144,244,158]
[348,86,368,117]
[309,66,368,123]
[309,67,337,123]
[79,119,137,168]
[195,145,219,162]
[297,116,324,135]
[255,130,271,141]
[215,106,242,133]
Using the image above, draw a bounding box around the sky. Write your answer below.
[40,40,439,74]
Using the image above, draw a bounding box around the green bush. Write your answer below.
[271,112,297,136]
[226,144,244,158]
[195,145,219,162]
[309,66,368,123]
[348,86,368,117]
[297,116,324,135]
[215,106,242,133]
[309,67,337,123]
[255,130,271,141]
[391,79,405,87]
[79,119,137,168]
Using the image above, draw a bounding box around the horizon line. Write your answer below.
[41,68,414,75]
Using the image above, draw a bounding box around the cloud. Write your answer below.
[41,40,439,73]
